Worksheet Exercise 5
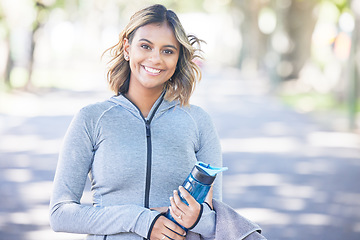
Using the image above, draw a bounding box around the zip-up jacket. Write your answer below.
[49,92,223,240]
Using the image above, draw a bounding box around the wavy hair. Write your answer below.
[104,4,203,106]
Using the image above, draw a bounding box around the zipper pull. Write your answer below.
[145,120,151,137]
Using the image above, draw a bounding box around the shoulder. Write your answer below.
[180,104,212,121]
[74,98,117,124]
[176,104,214,129]
[80,99,116,114]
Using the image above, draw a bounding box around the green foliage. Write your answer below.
[280,91,359,113]
[139,0,206,12]
[281,92,335,110]
[323,0,349,12]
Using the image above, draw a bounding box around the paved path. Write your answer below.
[196,68,360,240]
[0,67,359,240]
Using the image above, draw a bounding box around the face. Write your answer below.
[124,22,180,95]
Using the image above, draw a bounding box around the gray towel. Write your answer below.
[186,199,266,240]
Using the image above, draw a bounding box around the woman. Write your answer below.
[50,4,222,240]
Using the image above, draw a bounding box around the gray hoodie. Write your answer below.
[49,92,222,239]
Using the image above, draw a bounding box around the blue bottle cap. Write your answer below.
[196,162,228,176]
[191,162,228,185]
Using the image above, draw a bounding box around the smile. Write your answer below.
[143,66,162,74]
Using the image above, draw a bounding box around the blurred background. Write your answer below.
[0,0,359,129]
[0,0,360,239]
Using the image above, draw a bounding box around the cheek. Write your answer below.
[129,60,136,71]
[129,53,143,70]
[168,57,179,71]
[167,63,177,77]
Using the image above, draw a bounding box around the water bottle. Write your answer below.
[165,162,228,231]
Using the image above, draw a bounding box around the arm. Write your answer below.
[194,109,223,201]
[181,107,223,239]
[149,107,223,239]
[49,107,159,238]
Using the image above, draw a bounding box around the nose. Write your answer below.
[149,50,162,63]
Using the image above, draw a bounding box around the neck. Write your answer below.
[126,85,163,118]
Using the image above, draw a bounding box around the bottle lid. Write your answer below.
[191,162,228,185]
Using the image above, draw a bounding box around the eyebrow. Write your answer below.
[139,38,178,50]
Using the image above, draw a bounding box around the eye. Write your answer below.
[141,44,151,50]
[163,49,174,54]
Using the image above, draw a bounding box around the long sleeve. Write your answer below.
[190,106,223,200]
[49,107,159,238]
[189,203,216,240]
[188,107,223,239]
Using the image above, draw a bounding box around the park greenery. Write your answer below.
[0,0,358,130]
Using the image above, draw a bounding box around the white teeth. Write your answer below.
[144,66,161,74]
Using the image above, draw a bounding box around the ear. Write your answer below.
[123,38,130,56]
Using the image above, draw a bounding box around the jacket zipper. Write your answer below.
[144,119,152,208]
[121,93,164,209]
[143,96,164,208]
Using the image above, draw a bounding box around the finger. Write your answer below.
[163,217,186,238]
[169,201,182,224]
[173,190,188,211]
[154,216,186,239]
[169,196,184,220]
[178,186,198,207]
[161,232,186,240]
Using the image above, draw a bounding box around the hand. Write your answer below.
[205,186,213,209]
[149,215,186,240]
[169,186,201,229]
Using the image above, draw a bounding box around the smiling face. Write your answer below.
[124,22,180,96]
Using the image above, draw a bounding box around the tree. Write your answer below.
[0,0,70,90]
[0,3,12,88]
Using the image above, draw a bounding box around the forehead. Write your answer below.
[133,23,180,47]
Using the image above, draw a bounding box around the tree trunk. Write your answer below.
[3,35,12,87]
[283,0,319,79]
[232,0,267,71]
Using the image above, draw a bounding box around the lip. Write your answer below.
[142,65,162,75]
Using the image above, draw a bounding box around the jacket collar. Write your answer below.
[109,91,179,121]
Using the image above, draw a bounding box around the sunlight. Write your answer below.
[262,121,292,135]
[334,192,360,206]
[237,209,334,227]
[295,159,335,175]
[3,168,33,182]
[8,212,32,225]
[236,208,291,225]
[307,131,360,148]
[221,137,300,153]
[26,230,85,240]
[19,181,53,204]
[274,198,306,211]
[0,134,61,154]
[224,173,284,187]
[275,184,315,199]
[1,131,63,154]
[297,213,332,226]
[258,7,277,35]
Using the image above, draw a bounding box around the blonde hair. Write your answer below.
[104,4,203,106]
